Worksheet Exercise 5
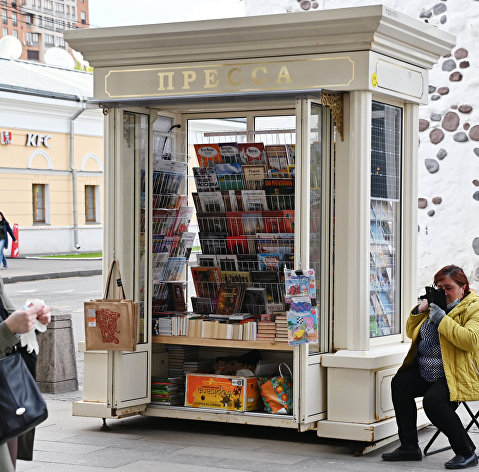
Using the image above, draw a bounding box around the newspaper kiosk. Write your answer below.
[65,5,454,447]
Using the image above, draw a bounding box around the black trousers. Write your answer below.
[391,364,475,456]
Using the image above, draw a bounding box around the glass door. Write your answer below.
[110,109,153,410]
[294,99,332,427]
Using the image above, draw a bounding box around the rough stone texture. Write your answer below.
[442,111,460,131]
[432,196,442,204]
[450,71,463,81]
[437,87,449,95]
[474,238,479,256]
[431,94,441,101]
[474,191,479,201]
[425,158,440,173]
[433,2,447,14]
[440,15,447,24]
[430,128,445,144]
[437,148,447,159]
[469,125,479,141]
[454,131,469,142]
[37,314,78,394]
[454,48,468,59]
[419,119,430,132]
[427,210,436,217]
[474,148,479,157]
[431,113,442,121]
[458,105,473,113]
[429,85,437,93]
[464,123,471,130]
[459,61,470,68]
[418,197,428,208]
[442,58,456,71]
[473,180,479,187]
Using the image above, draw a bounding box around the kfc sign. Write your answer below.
[0,131,12,145]
[26,133,52,147]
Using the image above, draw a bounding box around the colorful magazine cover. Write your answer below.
[258,253,283,271]
[287,309,318,345]
[215,163,243,191]
[194,143,222,168]
[218,142,241,164]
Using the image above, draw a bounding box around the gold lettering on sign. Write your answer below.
[276,65,292,85]
[228,67,242,86]
[158,72,175,91]
[182,70,197,90]
[252,66,268,85]
[204,69,219,88]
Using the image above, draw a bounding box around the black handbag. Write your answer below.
[0,352,48,445]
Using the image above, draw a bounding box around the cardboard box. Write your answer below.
[185,373,262,411]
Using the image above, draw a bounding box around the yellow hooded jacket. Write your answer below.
[400,291,479,402]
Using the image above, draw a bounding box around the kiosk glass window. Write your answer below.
[123,111,148,344]
[369,102,402,338]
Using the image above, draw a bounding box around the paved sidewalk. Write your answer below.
[16,395,479,472]
[1,257,102,284]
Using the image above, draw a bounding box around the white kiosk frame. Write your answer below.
[65,5,455,445]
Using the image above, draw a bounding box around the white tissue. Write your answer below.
[19,299,47,354]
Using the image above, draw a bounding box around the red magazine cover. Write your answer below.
[238,143,265,164]
[226,211,244,236]
[226,236,249,255]
[262,211,285,233]
[282,210,295,232]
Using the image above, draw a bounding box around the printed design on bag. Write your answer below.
[96,308,121,344]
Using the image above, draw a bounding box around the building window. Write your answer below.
[27,49,39,60]
[26,14,32,24]
[12,12,17,26]
[85,185,98,223]
[45,34,54,45]
[55,2,63,13]
[2,10,7,24]
[33,184,46,223]
[80,11,85,24]
[2,27,7,36]
[0,1,6,7]
[55,35,64,47]
[44,0,52,10]
[12,29,17,38]
[44,16,53,28]
[71,6,74,16]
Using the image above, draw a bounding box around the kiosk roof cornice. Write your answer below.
[65,5,455,71]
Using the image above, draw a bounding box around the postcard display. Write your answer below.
[151,133,297,410]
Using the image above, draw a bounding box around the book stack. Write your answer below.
[166,345,199,378]
[256,320,276,341]
[183,360,212,374]
[153,316,173,336]
[151,376,183,405]
[274,313,288,342]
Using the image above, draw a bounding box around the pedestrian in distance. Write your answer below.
[382,265,479,469]
[0,212,16,270]
[0,277,51,471]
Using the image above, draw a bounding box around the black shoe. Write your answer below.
[445,453,478,469]
[382,445,422,461]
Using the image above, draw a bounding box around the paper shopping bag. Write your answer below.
[84,259,139,351]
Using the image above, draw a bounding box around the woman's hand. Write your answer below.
[36,305,51,326]
[418,299,429,313]
[4,308,37,334]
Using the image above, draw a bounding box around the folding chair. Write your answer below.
[423,402,479,456]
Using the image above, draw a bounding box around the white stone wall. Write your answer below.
[246,0,479,292]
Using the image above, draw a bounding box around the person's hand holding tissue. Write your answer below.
[18,299,51,354]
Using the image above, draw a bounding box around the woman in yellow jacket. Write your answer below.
[382,265,479,470]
